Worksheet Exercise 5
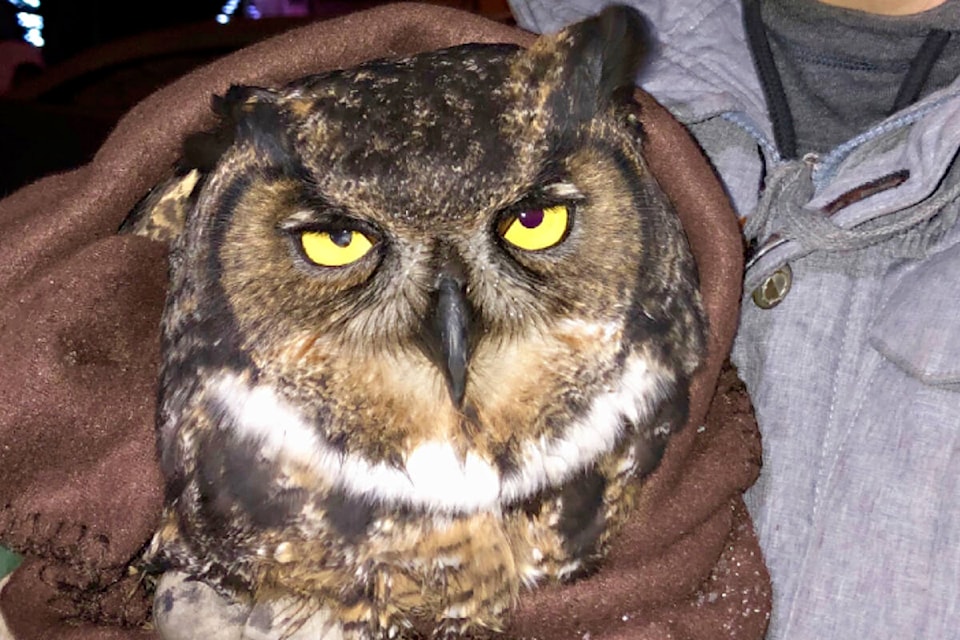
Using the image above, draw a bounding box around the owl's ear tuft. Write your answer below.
[181,85,289,173]
[527,5,651,126]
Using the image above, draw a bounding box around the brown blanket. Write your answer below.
[0,4,769,639]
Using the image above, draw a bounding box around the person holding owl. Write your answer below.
[508,0,960,638]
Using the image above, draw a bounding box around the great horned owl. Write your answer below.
[128,5,706,639]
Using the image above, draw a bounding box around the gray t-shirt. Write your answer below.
[762,0,960,154]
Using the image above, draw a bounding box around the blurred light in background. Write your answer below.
[7,0,43,47]
[217,0,241,24]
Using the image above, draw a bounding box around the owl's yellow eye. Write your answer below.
[500,205,569,251]
[300,229,374,267]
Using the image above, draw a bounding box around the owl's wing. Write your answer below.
[119,169,201,243]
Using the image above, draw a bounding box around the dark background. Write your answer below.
[21,0,228,65]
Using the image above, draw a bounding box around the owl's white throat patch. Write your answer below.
[208,355,670,513]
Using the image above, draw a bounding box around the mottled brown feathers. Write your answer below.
[139,5,706,639]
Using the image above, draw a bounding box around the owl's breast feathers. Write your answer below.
[156,316,686,632]
[149,5,706,637]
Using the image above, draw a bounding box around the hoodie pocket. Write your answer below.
[870,242,960,390]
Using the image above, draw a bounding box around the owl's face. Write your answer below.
[149,6,705,636]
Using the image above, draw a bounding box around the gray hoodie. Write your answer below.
[511,1,960,638]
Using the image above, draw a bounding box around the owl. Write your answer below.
[127,5,706,639]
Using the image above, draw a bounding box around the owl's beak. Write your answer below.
[418,254,473,408]
[433,275,471,406]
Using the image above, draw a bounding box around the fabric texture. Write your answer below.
[760,0,960,155]
[0,4,769,639]
[508,0,960,638]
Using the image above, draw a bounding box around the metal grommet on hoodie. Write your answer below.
[752,264,793,309]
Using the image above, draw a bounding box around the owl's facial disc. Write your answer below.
[420,199,576,408]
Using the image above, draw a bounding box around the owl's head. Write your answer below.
[154,5,705,517]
